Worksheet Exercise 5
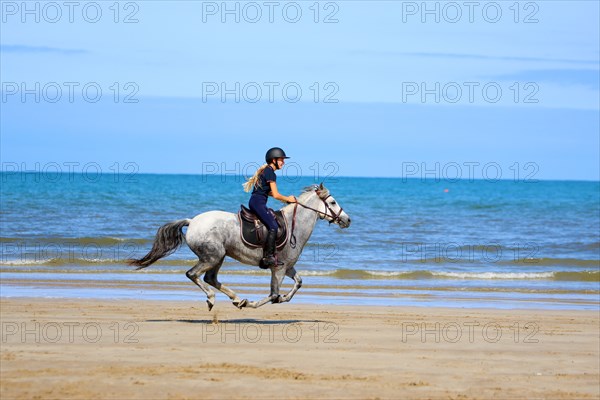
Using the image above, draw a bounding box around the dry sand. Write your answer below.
[1,298,598,399]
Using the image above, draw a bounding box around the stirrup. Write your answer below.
[259,255,283,269]
[259,256,275,269]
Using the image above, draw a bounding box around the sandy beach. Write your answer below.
[1,298,598,400]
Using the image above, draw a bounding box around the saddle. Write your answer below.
[238,205,288,250]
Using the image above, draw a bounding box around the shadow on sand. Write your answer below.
[145,318,327,325]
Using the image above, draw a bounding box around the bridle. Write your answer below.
[289,190,345,248]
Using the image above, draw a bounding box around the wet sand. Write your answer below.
[1,298,599,399]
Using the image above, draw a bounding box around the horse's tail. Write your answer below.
[128,219,191,270]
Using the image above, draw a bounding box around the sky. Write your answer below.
[1,1,599,180]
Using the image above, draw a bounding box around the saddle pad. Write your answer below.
[238,207,288,250]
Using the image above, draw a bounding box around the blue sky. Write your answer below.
[1,1,599,180]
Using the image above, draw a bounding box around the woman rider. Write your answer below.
[243,147,297,268]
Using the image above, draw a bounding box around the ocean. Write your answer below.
[1,172,599,310]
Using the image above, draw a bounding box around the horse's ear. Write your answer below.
[319,182,324,190]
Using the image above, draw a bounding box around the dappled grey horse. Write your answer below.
[128,184,351,310]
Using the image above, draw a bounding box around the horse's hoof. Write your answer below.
[207,300,215,311]
[234,299,247,309]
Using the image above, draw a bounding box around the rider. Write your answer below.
[243,147,297,268]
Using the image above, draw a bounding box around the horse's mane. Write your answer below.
[302,184,330,200]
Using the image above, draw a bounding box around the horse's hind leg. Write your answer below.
[203,261,247,309]
[186,261,218,311]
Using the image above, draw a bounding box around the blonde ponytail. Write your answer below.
[243,164,269,192]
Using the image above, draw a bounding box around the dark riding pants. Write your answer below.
[249,194,278,232]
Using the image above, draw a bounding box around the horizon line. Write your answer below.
[1,171,598,183]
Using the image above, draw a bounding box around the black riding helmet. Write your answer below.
[265,147,290,164]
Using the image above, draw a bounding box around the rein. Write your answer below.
[289,193,344,249]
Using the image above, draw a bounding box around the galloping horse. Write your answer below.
[128,184,351,310]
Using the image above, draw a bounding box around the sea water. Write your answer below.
[1,173,598,309]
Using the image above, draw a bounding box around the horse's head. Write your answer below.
[309,183,351,229]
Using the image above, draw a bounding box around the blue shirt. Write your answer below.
[251,167,276,198]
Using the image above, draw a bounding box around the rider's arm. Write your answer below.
[269,181,296,203]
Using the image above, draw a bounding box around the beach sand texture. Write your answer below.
[1,298,598,399]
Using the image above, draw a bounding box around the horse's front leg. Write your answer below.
[243,265,287,308]
[280,267,302,303]
[269,264,287,302]
[243,295,276,308]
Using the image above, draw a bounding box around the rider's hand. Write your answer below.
[287,195,297,203]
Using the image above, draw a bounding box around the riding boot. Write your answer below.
[259,230,278,269]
